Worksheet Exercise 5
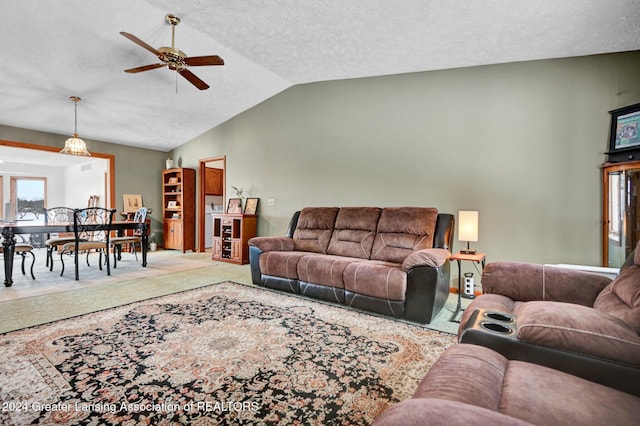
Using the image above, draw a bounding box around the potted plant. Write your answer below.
[149,233,157,251]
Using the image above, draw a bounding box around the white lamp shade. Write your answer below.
[458,210,478,242]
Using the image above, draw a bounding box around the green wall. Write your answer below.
[172,51,640,266]
[4,51,640,267]
[0,125,167,237]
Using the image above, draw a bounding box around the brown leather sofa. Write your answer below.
[372,344,640,425]
[456,243,640,396]
[248,207,454,324]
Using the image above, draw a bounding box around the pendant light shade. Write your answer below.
[60,96,91,156]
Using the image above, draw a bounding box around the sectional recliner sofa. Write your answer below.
[373,242,640,424]
[248,206,454,324]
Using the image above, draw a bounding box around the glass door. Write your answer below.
[603,162,640,267]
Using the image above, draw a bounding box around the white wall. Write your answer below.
[0,158,107,215]
[63,160,107,208]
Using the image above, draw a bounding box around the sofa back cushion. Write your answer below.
[594,246,640,334]
[370,207,438,263]
[292,207,339,254]
[327,207,382,259]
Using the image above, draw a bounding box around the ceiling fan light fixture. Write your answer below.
[120,13,223,91]
[60,96,91,156]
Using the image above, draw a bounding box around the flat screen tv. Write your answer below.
[607,102,640,162]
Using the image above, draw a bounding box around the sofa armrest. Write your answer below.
[517,301,640,367]
[248,236,294,252]
[482,262,612,306]
[402,248,450,271]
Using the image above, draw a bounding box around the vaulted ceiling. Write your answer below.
[2,0,639,152]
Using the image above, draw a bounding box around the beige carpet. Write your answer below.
[0,249,467,335]
[0,249,252,334]
[1,248,232,301]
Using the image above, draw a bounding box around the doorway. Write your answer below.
[198,156,226,253]
[0,140,115,209]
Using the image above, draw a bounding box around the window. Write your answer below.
[10,177,47,223]
[608,172,622,244]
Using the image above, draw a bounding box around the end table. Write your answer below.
[450,251,486,322]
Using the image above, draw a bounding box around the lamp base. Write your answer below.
[460,248,477,255]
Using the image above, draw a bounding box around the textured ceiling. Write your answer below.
[1,0,639,153]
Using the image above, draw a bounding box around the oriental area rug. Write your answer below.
[0,281,456,425]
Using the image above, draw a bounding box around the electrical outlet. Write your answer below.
[267,198,275,206]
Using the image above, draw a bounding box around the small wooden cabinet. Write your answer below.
[163,168,196,252]
[211,213,257,264]
[204,167,223,195]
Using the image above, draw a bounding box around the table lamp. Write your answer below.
[458,210,478,254]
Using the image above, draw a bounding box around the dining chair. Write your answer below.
[0,236,36,280]
[43,207,76,271]
[110,207,147,268]
[59,207,115,280]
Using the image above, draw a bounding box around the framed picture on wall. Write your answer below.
[244,198,259,215]
[123,194,142,213]
[227,198,242,214]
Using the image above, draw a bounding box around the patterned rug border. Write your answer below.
[253,283,458,335]
[2,280,457,337]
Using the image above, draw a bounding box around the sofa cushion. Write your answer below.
[259,251,318,280]
[414,344,640,426]
[594,264,640,334]
[370,207,438,263]
[327,207,381,259]
[297,254,363,289]
[292,207,339,254]
[343,261,407,301]
[516,301,640,366]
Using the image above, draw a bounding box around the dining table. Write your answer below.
[1,221,148,287]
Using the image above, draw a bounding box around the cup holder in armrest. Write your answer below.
[480,321,513,334]
[459,309,518,343]
[483,311,515,323]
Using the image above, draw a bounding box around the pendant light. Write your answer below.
[60,96,91,156]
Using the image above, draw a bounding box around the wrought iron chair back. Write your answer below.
[44,207,75,224]
[132,207,148,235]
[75,207,113,242]
[111,207,147,268]
[59,207,116,280]
[43,207,76,270]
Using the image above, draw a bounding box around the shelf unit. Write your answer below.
[162,168,195,252]
[211,213,257,264]
[602,160,640,267]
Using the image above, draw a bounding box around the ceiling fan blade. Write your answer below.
[124,63,166,73]
[178,69,209,90]
[184,55,225,67]
[120,32,161,56]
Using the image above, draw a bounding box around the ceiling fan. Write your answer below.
[120,13,224,90]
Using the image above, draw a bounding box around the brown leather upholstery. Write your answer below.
[373,344,640,426]
[249,207,454,324]
[458,241,640,395]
